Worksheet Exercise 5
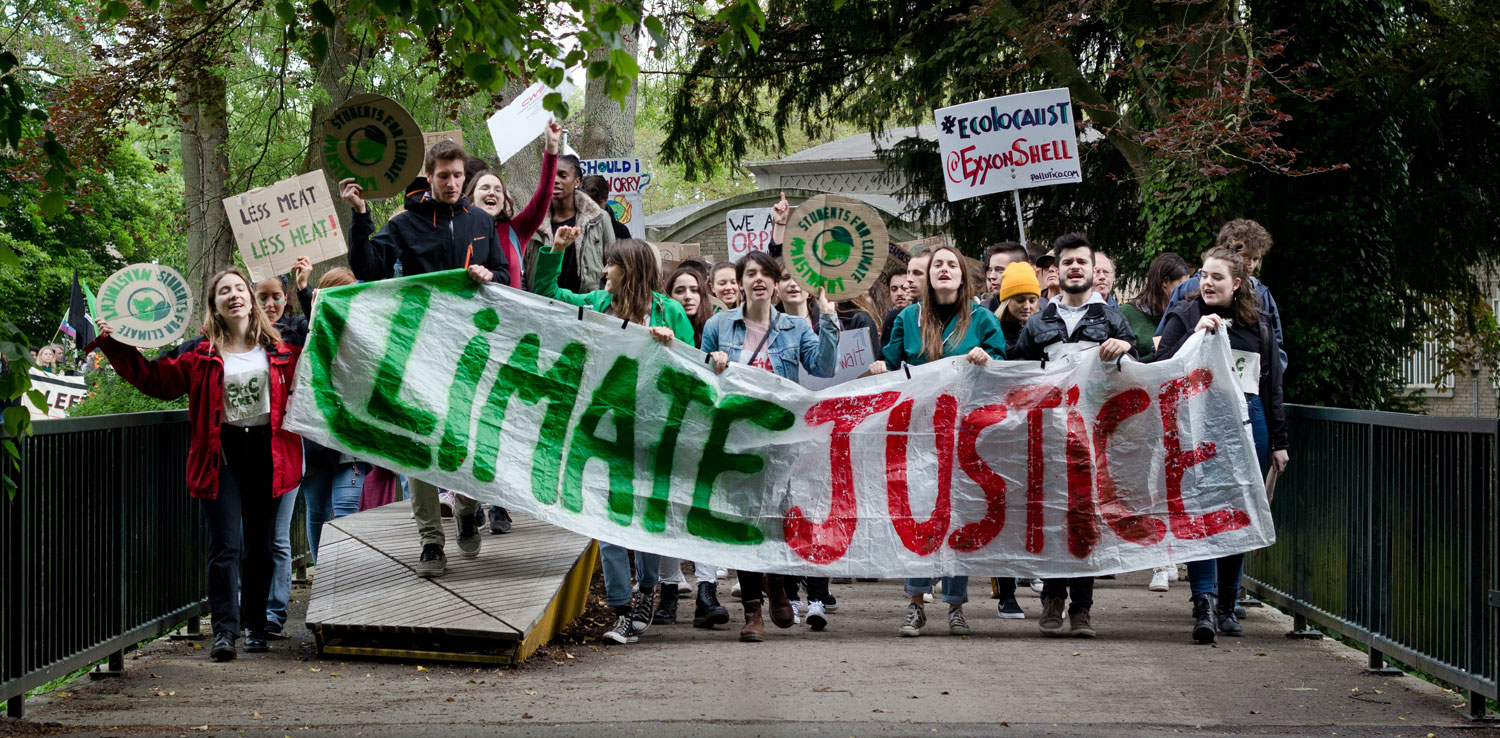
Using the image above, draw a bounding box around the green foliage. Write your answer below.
[0,322,40,501]
[67,355,189,417]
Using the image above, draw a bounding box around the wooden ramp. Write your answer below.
[304,500,597,665]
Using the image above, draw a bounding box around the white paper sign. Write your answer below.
[487,79,577,164]
[580,158,650,239]
[725,207,774,263]
[24,369,88,419]
[222,171,346,283]
[933,87,1083,202]
[799,326,876,391]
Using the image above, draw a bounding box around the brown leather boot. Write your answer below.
[765,574,795,628]
[739,599,765,642]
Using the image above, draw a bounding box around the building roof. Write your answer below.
[745,125,939,168]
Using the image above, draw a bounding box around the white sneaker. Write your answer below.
[730,581,741,599]
[716,567,729,579]
[1029,578,1044,594]
[922,592,934,603]
[1149,567,1170,592]
[1167,565,1181,582]
[806,601,828,631]
[790,601,802,625]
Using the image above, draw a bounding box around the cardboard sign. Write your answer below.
[24,369,87,419]
[933,87,1083,201]
[422,130,464,159]
[321,94,425,200]
[896,235,951,255]
[286,272,1274,578]
[95,264,194,349]
[654,242,701,265]
[784,195,889,302]
[487,78,577,164]
[799,325,876,391]
[223,172,346,283]
[725,207,775,263]
[580,158,650,239]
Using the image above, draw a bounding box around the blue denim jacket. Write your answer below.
[701,306,841,382]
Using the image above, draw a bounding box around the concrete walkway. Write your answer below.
[5,571,1491,737]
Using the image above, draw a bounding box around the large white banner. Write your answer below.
[285,271,1273,577]
[24,369,87,419]
[934,87,1083,202]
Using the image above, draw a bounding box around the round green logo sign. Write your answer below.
[95,263,195,348]
[322,94,425,200]
[785,195,889,302]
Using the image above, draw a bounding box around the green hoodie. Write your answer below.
[532,248,695,344]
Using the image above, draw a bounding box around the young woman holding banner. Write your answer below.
[1156,246,1289,644]
[535,229,694,645]
[90,268,302,662]
[868,245,1007,638]
[703,251,841,642]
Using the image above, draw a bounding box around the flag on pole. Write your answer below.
[60,269,96,352]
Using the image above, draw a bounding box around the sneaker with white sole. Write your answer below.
[630,591,656,634]
[997,597,1025,619]
[730,581,742,599]
[456,511,482,558]
[823,593,838,613]
[806,601,828,631]
[602,614,639,644]
[1029,578,1044,594]
[948,608,972,636]
[921,592,934,603]
[1167,565,1181,582]
[415,543,447,578]
[1149,567,1170,592]
[717,567,729,579]
[899,603,927,637]
[790,600,802,625]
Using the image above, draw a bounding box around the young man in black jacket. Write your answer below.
[1008,232,1136,639]
[340,139,504,579]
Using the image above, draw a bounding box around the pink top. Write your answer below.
[495,151,558,289]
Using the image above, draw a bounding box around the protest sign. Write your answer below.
[223,172,346,282]
[487,78,577,164]
[286,270,1274,578]
[24,369,87,419]
[784,195,888,302]
[933,87,1083,202]
[725,208,774,263]
[422,130,464,159]
[95,263,194,349]
[654,242,700,271]
[798,327,876,391]
[580,158,650,239]
[321,94,425,200]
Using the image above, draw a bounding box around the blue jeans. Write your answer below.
[905,576,969,606]
[265,484,300,629]
[303,461,367,564]
[1188,394,1271,599]
[600,542,660,608]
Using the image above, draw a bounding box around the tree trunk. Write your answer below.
[177,66,233,297]
[577,28,639,160]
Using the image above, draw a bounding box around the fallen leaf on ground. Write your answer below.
[253,712,263,720]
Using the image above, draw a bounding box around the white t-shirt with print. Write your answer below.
[222,346,271,427]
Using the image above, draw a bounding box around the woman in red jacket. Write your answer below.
[92,268,303,662]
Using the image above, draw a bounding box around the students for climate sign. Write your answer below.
[94,263,194,349]
[934,88,1083,201]
[286,271,1274,578]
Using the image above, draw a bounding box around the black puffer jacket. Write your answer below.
[348,177,505,280]
[1009,298,1136,361]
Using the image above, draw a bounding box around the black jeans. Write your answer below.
[790,576,830,604]
[1041,577,1094,613]
[995,577,1019,600]
[203,424,277,638]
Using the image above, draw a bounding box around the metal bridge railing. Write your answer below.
[1243,404,1499,719]
[1,410,310,718]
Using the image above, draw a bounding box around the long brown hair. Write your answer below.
[203,268,281,352]
[462,170,514,221]
[918,246,975,362]
[1192,246,1261,326]
[664,265,710,346]
[1130,252,1193,317]
[605,239,660,326]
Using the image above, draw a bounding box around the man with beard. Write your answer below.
[1009,232,1135,640]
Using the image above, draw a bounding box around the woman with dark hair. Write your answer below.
[90,268,302,662]
[702,250,840,642]
[1157,246,1289,645]
[663,265,712,347]
[1121,252,1193,361]
[464,120,561,293]
[533,230,694,645]
[869,245,1007,638]
[709,261,740,311]
[525,152,616,293]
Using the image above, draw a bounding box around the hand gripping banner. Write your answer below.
[285,271,1274,578]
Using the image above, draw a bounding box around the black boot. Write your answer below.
[694,581,730,628]
[655,583,679,624]
[1191,593,1217,644]
[1216,600,1243,637]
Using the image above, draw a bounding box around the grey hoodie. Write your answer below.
[523,190,615,293]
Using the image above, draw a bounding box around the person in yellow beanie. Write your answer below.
[995,261,1042,348]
